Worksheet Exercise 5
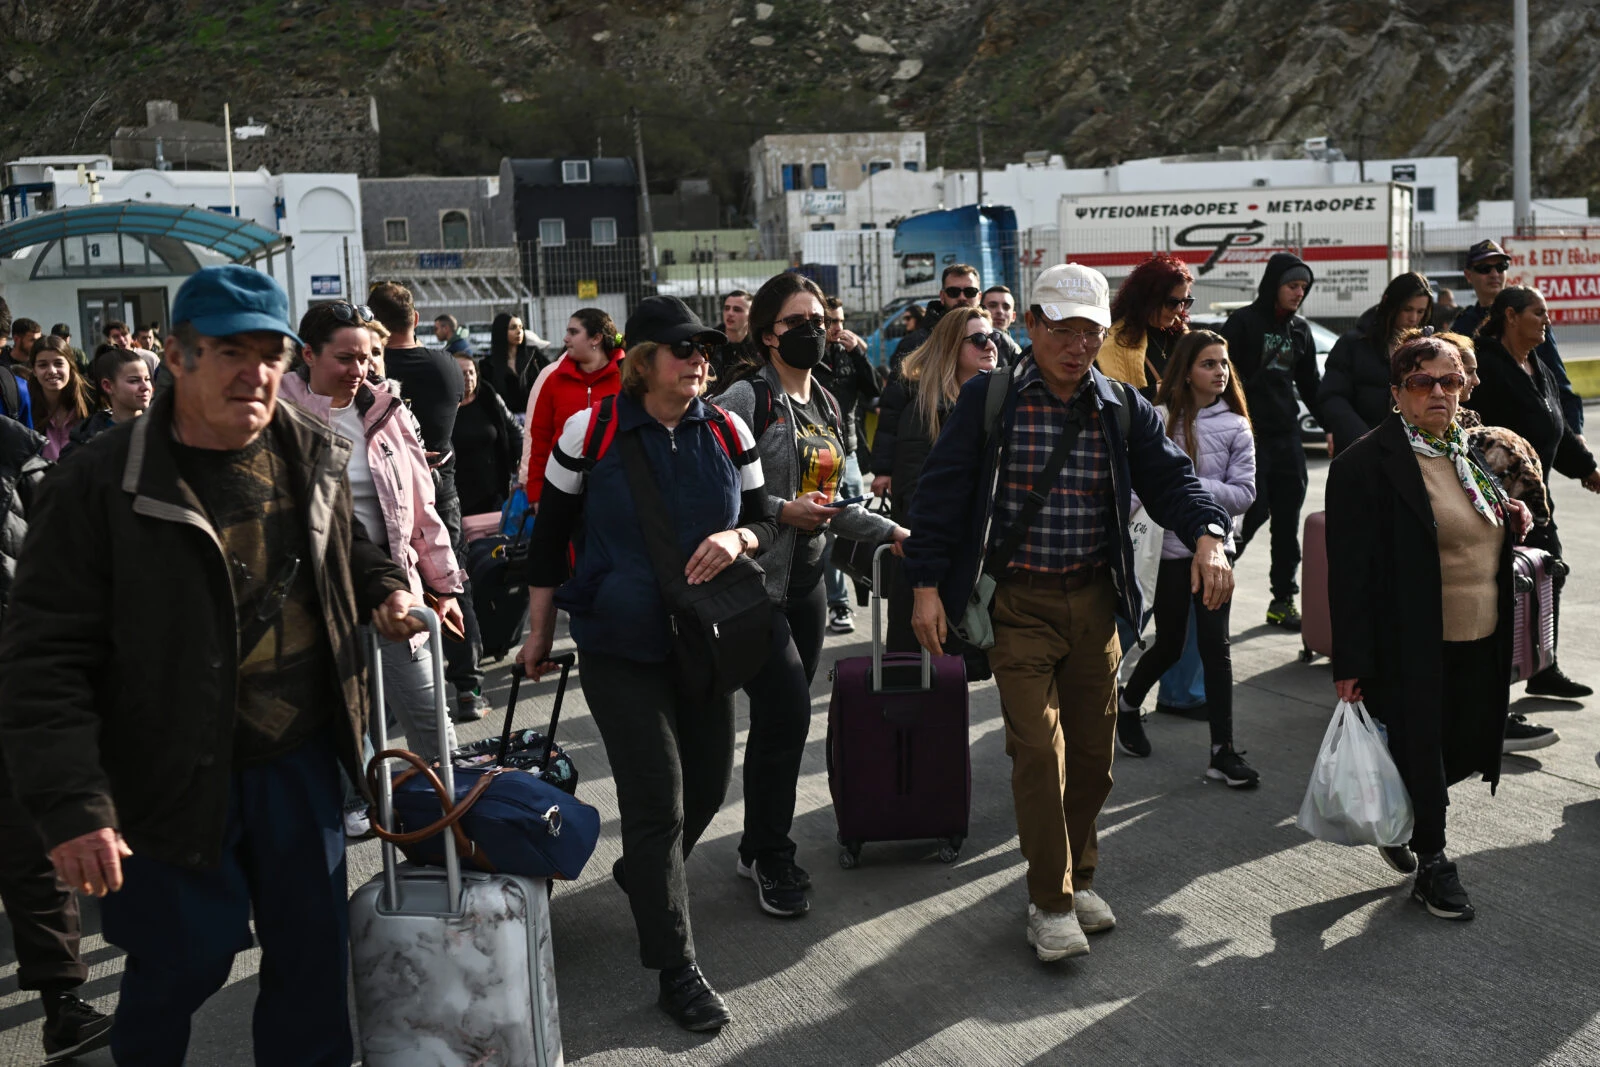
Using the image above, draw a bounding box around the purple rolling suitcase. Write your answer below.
[827,545,970,868]
[1511,546,1557,683]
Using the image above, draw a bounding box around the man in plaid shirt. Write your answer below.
[903,263,1234,963]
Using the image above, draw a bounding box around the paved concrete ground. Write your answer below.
[3,453,1600,1066]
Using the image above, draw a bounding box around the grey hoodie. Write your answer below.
[718,363,898,602]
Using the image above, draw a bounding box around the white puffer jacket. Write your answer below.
[1153,400,1257,560]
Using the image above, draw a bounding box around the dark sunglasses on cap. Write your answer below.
[1470,261,1510,275]
[1163,296,1196,310]
[1401,372,1465,395]
[944,286,981,299]
[329,302,376,324]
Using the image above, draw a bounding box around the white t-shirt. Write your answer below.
[329,402,388,553]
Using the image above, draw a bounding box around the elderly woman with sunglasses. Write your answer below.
[281,302,468,836]
[1326,334,1534,922]
[716,272,907,921]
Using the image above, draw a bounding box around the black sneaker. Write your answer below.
[1205,745,1260,788]
[42,992,113,1062]
[1265,598,1302,632]
[737,854,810,889]
[1378,846,1418,874]
[1503,713,1559,753]
[1412,856,1475,921]
[1524,665,1594,700]
[750,857,809,917]
[452,690,491,724]
[658,963,732,1032]
[827,605,855,634]
[1115,709,1151,758]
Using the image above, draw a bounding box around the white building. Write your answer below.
[750,132,931,257]
[0,156,363,344]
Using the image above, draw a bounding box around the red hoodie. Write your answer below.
[522,351,623,500]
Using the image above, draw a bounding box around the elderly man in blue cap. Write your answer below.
[0,265,422,1065]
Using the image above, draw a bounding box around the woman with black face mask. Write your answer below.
[716,273,909,920]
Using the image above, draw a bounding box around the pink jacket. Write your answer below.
[280,374,466,643]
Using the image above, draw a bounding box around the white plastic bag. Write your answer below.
[1127,506,1164,630]
[1296,700,1414,847]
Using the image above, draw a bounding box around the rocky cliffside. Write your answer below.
[2,0,1597,212]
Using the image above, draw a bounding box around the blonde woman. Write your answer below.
[870,307,1001,650]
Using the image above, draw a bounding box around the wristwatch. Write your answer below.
[735,528,754,554]
[1202,522,1227,541]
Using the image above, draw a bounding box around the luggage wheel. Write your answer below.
[1298,648,1317,664]
[938,837,963,864]
[837,842,862,869]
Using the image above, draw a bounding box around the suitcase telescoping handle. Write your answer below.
[368,606,461,913]
[871,543,932,693]
[499,653,577,767]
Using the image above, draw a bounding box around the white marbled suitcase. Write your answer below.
[350,610,564,1067]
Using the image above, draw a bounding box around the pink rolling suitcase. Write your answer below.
[1511,546,1557,683]
[1298,511,1334,662]
[827,545,970,868]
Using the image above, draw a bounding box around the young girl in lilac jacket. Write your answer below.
[1119,329,1260,786]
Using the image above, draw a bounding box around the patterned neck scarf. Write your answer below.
[1402,419,1502,527]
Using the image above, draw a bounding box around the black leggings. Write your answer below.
[739,578,827,865]
[1124,556,1235,746]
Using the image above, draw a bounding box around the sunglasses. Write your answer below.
[1470,262,1510,275]
[1038,322,1107,346]
[964,331,1003,350]
[944,286,980,299]
[329,302,376,324]
[1401,372,1465,395]
[776,314,825,332]
[1164,296,1196,310]
[667,339,713,360]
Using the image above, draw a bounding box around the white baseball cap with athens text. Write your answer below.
[1031,263,1111,327]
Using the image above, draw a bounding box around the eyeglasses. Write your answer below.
[1470,262,1510,275]
[1163,296,1196,310]
[964,331,1002,350]
[776,314,825,332]
[1401,372,1466,395]
[944,286,980,299]
[667,339,713,360]
[1038,322,1107,346]
[328,302,376,324]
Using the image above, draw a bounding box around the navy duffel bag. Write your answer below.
[375,751,600,881]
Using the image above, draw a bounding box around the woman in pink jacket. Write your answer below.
[283,302,469,836]
[1117,330,1259,786]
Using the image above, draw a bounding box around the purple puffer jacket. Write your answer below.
[1138,401,1256,560]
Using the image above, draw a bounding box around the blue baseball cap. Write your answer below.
[171,265,303,346]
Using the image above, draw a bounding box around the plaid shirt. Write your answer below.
[988,358,1112,575]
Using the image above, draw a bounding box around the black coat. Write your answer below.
[815,340,881,459]
[1465,335,1597,485]
[1316,309,1392,455]
[869,377,940,525]
[0,416,47,625]
[1326,415,1512,792]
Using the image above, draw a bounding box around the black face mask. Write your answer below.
[776,324,826,370]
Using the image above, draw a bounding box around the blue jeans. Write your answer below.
[100,733,351,1067]
[823,454,864,610]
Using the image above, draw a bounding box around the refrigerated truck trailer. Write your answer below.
[1056,183,1413,323]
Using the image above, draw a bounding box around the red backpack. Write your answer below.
[580,394,744,468]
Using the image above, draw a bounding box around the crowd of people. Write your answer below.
[0,228,1590,1057]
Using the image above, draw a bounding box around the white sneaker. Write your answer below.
[1026,903,1089,961]
[1074,888,1116,933]
[343,809,372,839]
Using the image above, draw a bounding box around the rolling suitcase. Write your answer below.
[1511,546,1557,683]
[828,545,970,868]
[1299,511,1334,663]
[351,607,564,1067]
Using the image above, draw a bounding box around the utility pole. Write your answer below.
[1512,0,1532,231]
[631,107,658,288]
[223,102,237,218]
[975,117,986,207]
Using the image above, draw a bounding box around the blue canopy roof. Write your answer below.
[0,201,290,261]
